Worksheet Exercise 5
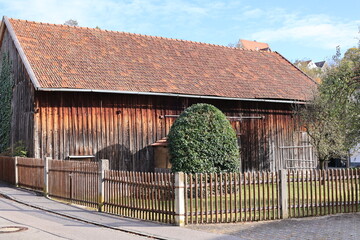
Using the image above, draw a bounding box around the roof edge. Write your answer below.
[2,16,41,89]
[38,87,308,104]
[8,17,275,54]
[274,51,319,85]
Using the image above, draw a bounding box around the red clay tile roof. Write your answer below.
[240,39,270,51]
[6,18,316,101]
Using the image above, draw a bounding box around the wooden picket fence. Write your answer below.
[17,157,44,190]
[184,172,280,224]
[48,160,100,209]
[0,156,15,184]
[103,171,175,224]
[184,169,360,225]
[288,168,360,217]
[1,156,360,226]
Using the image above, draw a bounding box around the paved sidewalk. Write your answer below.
[0,183,239,240]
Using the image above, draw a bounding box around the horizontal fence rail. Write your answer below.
[184,171,281,224]
[288,168,360,217]
[17,157,44,190]
[48,160,100,209]
[103,171,175,224]
[0,156,15,184]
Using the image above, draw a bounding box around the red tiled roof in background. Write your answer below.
[6,18,316,101]
[239,39,270,51]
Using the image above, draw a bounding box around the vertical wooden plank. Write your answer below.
[189,174,193,224]
[266,172,270,220]
[184,173,188,225]
[271,172,275,220]
[219,173,223,223]
[229,172,233,222]
[200,173,203,223]
[327,169,331,215]
[257,171,261,221]
[306,170,310,216]
[209,173,213,223]
[234,172,237,222]
[314,170,318,216]
[301,170,305,216]
[215,173,218,223]
[243,172,248,221]
[320,170,324,215]
[195,174,198,224]
[292,170,296,217]
[248,172,252,221]
[331,169,335,214]
[351,168,355,212]
[224,173,228,222]
[355,169,359,212]
[262,171,266,220]
[205,173,208,223]
[239,172,243,222]
[339,169,343,213]
[347,169,351,213]
[253,172,257,220]
[335,170,339,213]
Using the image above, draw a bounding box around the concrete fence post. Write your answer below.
[44,157,51,197]
[14,156,18,186]
[174,172,185,226]
[98,159,109,212]
[279,169,288,219]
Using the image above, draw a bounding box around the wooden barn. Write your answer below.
[0,16,317,172]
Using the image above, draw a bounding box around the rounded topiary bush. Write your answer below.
[168,103,240,173]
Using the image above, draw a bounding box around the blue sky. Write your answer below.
[1,0,359,62]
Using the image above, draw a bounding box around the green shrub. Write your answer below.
[0,141,28,157]
[168,103,240,173]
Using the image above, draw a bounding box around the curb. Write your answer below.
[0,189,171,240]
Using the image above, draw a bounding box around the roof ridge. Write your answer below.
[8,17,275,54]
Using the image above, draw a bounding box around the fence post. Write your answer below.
[174,172,185,226]
[98,159,109,212]
[14,156,18,186]
[43,157,51,197]
[279,169,288,219]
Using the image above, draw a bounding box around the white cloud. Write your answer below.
[249,12,360,50]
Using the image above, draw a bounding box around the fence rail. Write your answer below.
[103,170,175,224]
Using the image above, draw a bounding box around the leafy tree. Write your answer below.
[64,19,78,26]
[298,46,360,169]
[168,103,240,173]
[0,53,13,153]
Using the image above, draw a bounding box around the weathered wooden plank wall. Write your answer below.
[33,91,308,172]
[0,30,35,156]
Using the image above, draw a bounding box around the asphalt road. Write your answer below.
[0,196,147,240]
[188,212,360,240]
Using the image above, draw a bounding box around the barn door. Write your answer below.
[280,131,317,169]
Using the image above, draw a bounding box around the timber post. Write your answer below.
[279,169,288,219]
[98,159,109,212]
[174,172,185,226]
[14,156,18,186]
[43,157,51,197]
